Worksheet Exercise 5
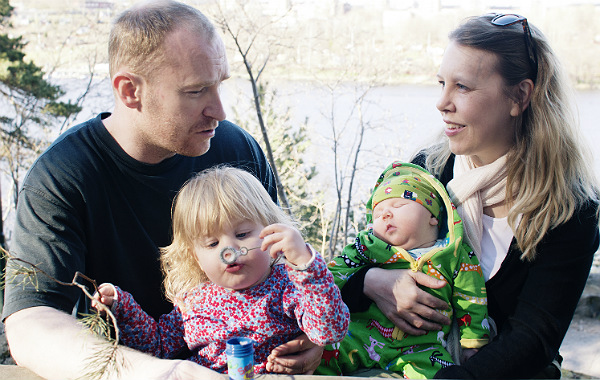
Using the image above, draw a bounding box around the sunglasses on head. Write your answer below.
[490,13,539,83]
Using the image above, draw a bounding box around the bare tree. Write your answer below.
[212,2,292,213]
[323,80,377,259]
[342,88,370,245]
[209,2,397,259]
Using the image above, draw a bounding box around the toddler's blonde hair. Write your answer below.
[160,166,294,302]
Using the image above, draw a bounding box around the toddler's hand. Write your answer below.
[260,224,311,268]
[92,283,117,312]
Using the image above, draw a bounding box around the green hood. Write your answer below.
[365,161,464,247]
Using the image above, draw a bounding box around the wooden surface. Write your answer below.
[3,364,597,379]
[0,365,405,379]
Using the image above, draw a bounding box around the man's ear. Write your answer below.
[510,79,534,117]
[112,71,143,110]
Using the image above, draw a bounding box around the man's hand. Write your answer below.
[364,268,450,335]
[266,334,324,374]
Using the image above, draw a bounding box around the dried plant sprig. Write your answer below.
[1,247,127,379]
[80,312,114,341]
[2,260,40,291]
[70,272,120,344]
[1,248,72,289]
[78,342,127,380]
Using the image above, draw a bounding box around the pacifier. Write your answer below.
[220,246,260,265]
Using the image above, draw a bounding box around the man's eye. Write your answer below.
[187,88,206,96]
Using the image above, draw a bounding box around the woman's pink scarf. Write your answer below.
[446,155,508,259]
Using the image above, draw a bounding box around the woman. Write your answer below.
[343,14,600,379]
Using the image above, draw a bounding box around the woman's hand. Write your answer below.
[266,334,324,374]
[364,268,450,335]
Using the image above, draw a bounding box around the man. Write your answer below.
[3,1,321,378]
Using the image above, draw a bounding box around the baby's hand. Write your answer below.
[259,224,312,269]
[92,283,117,312]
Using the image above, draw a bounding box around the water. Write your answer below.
[59,77,600,202]
[221,79,600,201]
[10,77,600,241]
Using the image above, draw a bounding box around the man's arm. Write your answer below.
[5,307,223,380]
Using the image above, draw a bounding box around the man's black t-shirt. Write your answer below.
[3,113,277,320]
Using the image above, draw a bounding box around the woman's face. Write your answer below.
[436,41,521,166]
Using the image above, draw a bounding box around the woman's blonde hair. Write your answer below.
[160,166,294,302]
[423,15,599,261]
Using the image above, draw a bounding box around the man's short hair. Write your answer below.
[108,0,216,79]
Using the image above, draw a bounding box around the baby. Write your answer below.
[317,161,489,379]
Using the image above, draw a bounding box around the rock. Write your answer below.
[0,323,15,365]
[575,273,600,318]
[561,316,600,378]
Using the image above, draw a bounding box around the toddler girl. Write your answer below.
[94,166,349,374]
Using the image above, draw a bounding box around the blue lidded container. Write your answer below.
[225,337,254,380]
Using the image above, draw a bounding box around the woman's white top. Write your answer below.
[480,214,513,281]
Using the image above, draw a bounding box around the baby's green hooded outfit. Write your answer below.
[317,162,489,378]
